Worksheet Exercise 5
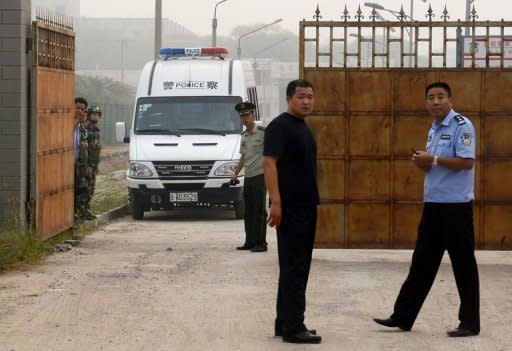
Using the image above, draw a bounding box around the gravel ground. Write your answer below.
[1,208,511,351]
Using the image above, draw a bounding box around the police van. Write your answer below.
[116,47,259,220]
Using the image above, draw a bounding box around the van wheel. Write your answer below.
[234,200,245,219]
[131,199,144,220]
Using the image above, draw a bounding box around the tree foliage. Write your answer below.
[76,19,300,71]
[75,74,135,106]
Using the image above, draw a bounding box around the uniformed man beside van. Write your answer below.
[231,101,267,252]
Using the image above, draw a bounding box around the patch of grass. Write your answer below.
[0,218,44,271]
[91,170,128,215]
[0,165,128,272]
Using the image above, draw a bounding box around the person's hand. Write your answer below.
[411,150,434,169]
[231,174,238,183]
[79,141,88,149]
[267,203,282,228]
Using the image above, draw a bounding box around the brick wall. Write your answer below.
[0,0,31,224]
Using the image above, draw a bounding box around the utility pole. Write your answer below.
[465,0,474,36]
[155,0,162,60]
[212,0,229,47]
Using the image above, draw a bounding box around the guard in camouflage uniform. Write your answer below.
[74,98,90,221]
[231,101,267,252]
[85,106,103,220]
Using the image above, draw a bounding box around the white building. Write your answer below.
[254,59,298,124]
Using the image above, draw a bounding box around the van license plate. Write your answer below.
[170,192,198,202]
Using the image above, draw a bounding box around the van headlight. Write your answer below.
[214,161,237,176]
[129,162,153,178]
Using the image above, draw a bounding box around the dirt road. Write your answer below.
[1,208,511,350]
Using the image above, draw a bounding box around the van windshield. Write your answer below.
[134,96,243,135]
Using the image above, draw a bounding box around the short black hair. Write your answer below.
[75,97,88,108]
[425,82,451,98]
[286,79,314,97]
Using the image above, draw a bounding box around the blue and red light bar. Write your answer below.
[159,47,228,59]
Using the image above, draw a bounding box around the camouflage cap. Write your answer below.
[87,105,102,117]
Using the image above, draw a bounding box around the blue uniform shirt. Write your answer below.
[74,126,80,161]
[424,109,475,203]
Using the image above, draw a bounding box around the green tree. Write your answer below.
[75,75,135,105]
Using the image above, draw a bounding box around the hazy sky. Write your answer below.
[80,0,509,37]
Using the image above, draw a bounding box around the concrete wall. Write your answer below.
[0,0,31,224]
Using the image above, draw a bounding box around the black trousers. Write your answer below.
[242,174,267,247]
[275,206,317,335]
[391,201,480,332]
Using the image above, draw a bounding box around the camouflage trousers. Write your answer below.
[74,165,91,219]
[87,166,98,207]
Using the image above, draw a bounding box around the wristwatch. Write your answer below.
[432,155,438,166]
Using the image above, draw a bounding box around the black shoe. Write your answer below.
[447,327,479,337]
[250,245,267,252]
[373,317,411,331]
[274,320,316,337]
[275,328,316,337]
[283,330,321,344]
[236,244,253,250]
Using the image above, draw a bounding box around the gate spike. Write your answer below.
[370,7,378,21]
[441,5,450,21]
[426,4,435,22]
[341,5,350,22]
[355,5,364,21]
[398,5,406,21]
[313,4,322,21]
[471,5,479,21]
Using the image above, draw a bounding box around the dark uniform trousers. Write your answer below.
[391,201,480,333]
[276,206,317,335]
[243,174,267,247]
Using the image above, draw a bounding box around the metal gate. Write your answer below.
[300,5,512,249]
[32,11,75,240]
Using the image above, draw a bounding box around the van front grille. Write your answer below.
[153,161,214,180]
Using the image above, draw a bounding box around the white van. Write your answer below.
[116,47,259,220]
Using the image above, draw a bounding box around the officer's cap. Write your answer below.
[234,101,256,116]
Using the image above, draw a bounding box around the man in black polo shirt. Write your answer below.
[263,79,321,344]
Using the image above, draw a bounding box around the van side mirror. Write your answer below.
[116,122,129,143]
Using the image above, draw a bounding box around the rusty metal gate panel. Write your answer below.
[32,11,75,240]
[300,5,512,249]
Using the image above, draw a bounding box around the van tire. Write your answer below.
[131,200,144,220]
[234,200,245,219]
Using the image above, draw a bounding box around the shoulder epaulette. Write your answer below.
[257,125,266,131]
[453,115,466,126]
